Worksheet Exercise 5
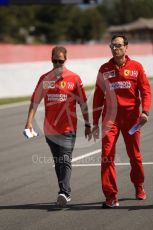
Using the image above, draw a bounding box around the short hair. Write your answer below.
[111,34,128,46]
[51,46,67,59]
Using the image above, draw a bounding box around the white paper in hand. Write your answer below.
[128,123,143,135]
[23,128,38,139]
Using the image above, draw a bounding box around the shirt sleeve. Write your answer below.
[137,64,152,112]
[31,76,43,104]
[93,69,105,125]
[75,77,87,104]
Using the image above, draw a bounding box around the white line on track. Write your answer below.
[72,162,153,167]
[52,149,101,168]
[71,148,153,167]
[72,149,101,163]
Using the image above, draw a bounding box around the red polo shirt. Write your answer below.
[31,67,87,134]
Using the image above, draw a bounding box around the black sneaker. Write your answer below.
[57,193,71,207]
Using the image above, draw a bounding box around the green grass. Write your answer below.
[85,84,94,91]
[0,96,30,105]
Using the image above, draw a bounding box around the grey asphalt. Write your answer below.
[0,83,153,230]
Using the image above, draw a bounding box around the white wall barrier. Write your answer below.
[0,55,153,98]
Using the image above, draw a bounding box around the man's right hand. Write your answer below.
[139,112,149,126]
[92,125,99,141]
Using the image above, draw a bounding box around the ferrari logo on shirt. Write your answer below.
[60,81,66,88]
[124,70,130,76]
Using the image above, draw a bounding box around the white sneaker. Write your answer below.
[57,193,71,207]
[102,199,119,208]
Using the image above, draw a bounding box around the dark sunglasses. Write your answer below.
[52,59,65,64]
[109,43,125,49]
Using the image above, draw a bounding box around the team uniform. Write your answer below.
[31,67,87,197]
[93,55,152,202]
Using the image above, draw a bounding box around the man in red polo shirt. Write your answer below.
[92,35,152,208]
[25,46,92,207]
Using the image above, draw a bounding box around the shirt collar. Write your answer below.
[109,55,130,67]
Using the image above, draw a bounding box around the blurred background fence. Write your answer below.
[0,43,153,98]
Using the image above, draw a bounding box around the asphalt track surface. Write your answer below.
[0,82,153,230]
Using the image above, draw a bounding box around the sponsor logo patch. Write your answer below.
[110,81,131,90]
[47,94,67,102]
[131,70,138,77]
[68,82,74,89]
[43,81,55,89]
[103,70,116,80]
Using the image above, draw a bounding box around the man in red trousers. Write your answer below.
[92,35,152,208]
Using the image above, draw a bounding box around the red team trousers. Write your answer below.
[93,56,152,201]
[101,107,144,200]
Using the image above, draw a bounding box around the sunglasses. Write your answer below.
[52,59,65,64]
[110,43,125,49]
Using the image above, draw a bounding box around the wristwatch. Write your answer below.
[142,111,149,116]
[85,122,91,128]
